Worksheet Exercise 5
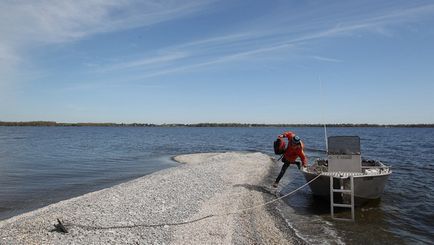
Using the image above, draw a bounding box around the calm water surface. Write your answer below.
[0,127,433,244]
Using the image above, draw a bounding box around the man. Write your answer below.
[273,131,307,188]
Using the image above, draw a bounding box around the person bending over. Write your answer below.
[273,131,307,188]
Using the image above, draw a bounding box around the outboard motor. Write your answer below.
[273,138,286,155]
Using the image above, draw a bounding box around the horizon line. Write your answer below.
[1,121,433,127]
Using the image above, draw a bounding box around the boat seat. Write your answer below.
[328,154,362,173]
[327,136,362,173]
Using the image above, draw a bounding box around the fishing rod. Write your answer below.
[319,75,328,154]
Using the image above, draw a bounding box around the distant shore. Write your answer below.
[1,121,433,128]
[0,152,299,244]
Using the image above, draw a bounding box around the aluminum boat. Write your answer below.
[301,136,391,205]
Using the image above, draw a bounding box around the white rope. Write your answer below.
[224,173,323,215]
[61,173,323,231]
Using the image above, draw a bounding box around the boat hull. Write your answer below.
[302,171,390,204]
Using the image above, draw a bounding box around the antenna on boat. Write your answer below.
[319,75,328,153]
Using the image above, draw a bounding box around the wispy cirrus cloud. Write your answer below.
[0,0,214,44]
[3,0,434,86]
[312,56,343,63]
[95,2,434,79]
[97,39,297,80]
[97,52,189,72]
[0,0,215,80]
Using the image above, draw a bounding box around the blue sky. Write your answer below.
[1,0,433,124]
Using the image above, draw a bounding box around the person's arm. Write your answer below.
[298,142,308,166]
[299,149,308,167]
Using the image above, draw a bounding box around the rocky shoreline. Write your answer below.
[0,152,303,244]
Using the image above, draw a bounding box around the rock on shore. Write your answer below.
[0,152,300,244]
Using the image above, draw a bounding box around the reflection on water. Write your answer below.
[0,126,433,243]
[280,178,404,244]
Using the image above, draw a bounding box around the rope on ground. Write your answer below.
[59,174,322,232]
[64,214,215,231]
[225,173,322,215]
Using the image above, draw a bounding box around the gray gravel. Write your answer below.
[0,152,300,244]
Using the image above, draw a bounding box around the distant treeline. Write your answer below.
[0,121,433,128]
[0,121,157,127]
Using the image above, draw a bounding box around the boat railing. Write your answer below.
[321,172,364,177]
[308,167,391,176]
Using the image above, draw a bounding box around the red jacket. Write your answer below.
[278,131,307,166]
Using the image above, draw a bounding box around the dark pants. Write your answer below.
[275,158,300,183]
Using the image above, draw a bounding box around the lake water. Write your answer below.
[0,127,433,244]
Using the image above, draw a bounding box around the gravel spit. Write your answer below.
[0,152,302,244]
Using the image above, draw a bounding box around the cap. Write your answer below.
[292,135,301,145]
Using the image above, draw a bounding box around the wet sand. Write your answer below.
[0,152,302,244]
